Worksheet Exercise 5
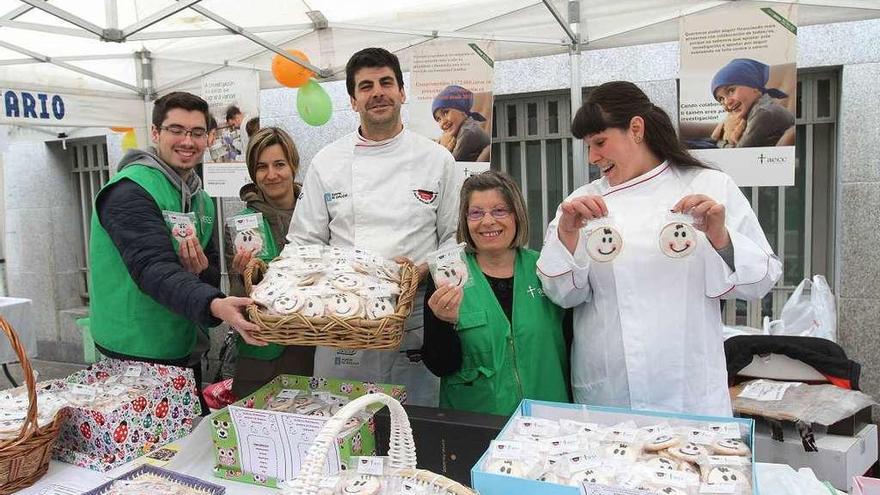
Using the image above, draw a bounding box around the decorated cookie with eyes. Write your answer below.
[433,262,469,288]
[273,292,305,315]
[330,273,364,292]
[569,469,612,486]
[327,292,364,318]
[604,442,638,461]
[645,434,680,452]
[537,471,560,484]
[292,261,325,276]
[667,442,708,463]
[171,221,195,242]
[251,281,292,308]
[586,226,623,262]
[645,456,678,472]
[335,475,381,495]
[485,459,525,477]
[234,228,264,255]
[706,466,747,485]
[366,298,395,319]
[659,222,697,258]
[711,438,751,456]
[300,295,326,318]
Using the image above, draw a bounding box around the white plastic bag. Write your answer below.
[770,275,837,341]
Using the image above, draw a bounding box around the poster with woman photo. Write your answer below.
[679,4,797,186]
[409,40,495,177]
[200,69,260,197]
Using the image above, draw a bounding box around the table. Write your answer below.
[21,413,277,495]
[21,412,845,495]
[0,297,36,386]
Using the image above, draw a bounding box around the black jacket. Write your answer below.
[96,178,223,328]
[725,335,861,390]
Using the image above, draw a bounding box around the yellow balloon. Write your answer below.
[121,130,138,151]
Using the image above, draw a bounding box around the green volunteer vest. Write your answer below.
[89,165,216,360]
[234,207,283,360]
[440,249,569,416]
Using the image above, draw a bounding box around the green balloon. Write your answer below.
[297,79,332,126]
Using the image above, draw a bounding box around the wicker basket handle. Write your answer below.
[242,257,268,295]
[0,317,39,445]
[290,393,416,495]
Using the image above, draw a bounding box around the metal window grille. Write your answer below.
[70,137,111,300]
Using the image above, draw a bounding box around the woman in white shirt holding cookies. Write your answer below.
[538,81,781,416]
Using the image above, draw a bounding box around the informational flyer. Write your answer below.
[410,40,495,177]
[201,69,259,196]
[679,5,797,186]
[228,405,341,481]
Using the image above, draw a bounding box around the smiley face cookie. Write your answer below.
[604,442,638,462]
[335,475,381,495]
[585,226,623,262]
[659,222,697,258]
[272,292,305,315]
[666,442,708,463]
[711,438,751,456]
[433,262,469,288]
[327,292,364,318]
[366,298,395,319]
[644,434,680,452]
[329,273,364,292]
[705,466,748,485]
[300,294,326,318]
[171,221,195,242]
[568,468,612,487]
[644,456,678,471]
[484,459,525,477]
[234,228,264,255]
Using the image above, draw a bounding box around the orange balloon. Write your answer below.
[272,49,314,88]
[110,126,133,133]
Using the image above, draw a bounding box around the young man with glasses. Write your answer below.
[89,92,262,408]
[287,48,463,407]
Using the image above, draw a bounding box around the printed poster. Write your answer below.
[228,405,341,481]
[679,4,797,186]
[410,40,495,178]
[201,69,259,197]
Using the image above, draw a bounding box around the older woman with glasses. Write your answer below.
[421,170,570,416]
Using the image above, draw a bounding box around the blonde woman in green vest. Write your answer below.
[226,126,315,397]
[89,92,263,410]
[422,170,570,416]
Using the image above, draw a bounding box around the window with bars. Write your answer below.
[70,137,111,300]
[491,70,838,329]
[726,71,838,327]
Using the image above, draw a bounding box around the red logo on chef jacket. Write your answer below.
[413,189,438,204]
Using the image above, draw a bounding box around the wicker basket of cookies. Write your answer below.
[244,245,421,350]
[0,317,67,494]
[284,393,477,495]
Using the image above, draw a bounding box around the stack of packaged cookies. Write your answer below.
[45,371,164,412]
[251,245,402,320]
[262,389,371,431]
[0,383,68,439]
[481,417,753,495]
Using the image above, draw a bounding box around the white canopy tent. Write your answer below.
[1,0,879,180]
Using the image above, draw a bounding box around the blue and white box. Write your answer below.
[471,399,757,495]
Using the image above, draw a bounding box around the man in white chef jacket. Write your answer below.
[286,47,463,406]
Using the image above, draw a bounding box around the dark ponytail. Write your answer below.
[571,81,710,169]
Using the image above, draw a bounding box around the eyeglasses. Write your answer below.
[467,207,511,221]
[159,125,208,139]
